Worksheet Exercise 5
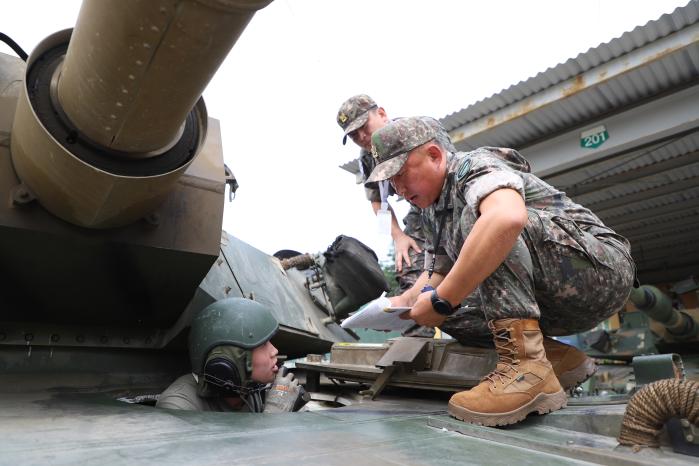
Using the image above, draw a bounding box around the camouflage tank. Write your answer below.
[1,1,698,464]
[0,0,381,373]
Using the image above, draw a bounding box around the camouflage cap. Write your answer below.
[366,116,437,183]
[336,94,378,145]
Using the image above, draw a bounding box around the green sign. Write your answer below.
[580,125,609,149]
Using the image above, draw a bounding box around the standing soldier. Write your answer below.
[336,94,454,293]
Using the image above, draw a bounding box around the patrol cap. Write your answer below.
[336,94,378,145]
[366,116,437,183]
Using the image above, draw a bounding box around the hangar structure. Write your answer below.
[441,1,699,286]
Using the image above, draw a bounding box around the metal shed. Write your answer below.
[441,1,699,285]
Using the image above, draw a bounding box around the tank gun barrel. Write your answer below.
[10,0,272,228]
[629,285,698,340]
[58,0,271,155]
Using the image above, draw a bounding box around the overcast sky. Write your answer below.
[2,0,690,261]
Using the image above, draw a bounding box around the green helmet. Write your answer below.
[189,298,279,375]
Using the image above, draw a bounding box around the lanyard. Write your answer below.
[378,180,390,205]
[427,174,453,279]
[357,159,365,180]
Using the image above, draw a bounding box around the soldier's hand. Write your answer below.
[263,370,309,413]
[389,294,411,308]
[394,233,422,272]
[399,290,447,328]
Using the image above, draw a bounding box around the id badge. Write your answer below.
[377,202,391,235]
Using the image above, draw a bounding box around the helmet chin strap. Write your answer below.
[198,345,272,412]
[242,387,265,413]
[202,372,270,412]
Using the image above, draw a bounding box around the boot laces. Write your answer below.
[484,326,520,387]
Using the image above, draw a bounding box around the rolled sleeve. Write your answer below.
[465,168,524,218]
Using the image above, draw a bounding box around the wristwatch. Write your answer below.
[430,290,458,316]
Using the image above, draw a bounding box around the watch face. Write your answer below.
[431,291,453,316]
[436,300,452,315]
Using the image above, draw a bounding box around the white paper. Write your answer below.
[340,296,417,332]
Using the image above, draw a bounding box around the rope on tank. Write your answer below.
[618,379,699,448]
[280,254,316,271]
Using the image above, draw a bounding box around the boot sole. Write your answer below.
[447,389,568,427]
[557,357,597,391]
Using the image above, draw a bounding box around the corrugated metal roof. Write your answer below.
[572,133,699,283]
[441,1,699,139]
[550,132,699,192]
[440,1,699,284]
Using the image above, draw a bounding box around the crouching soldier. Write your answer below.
[157,298,309,413]
[367,116,635,426]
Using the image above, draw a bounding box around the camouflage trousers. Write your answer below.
[399,203,426,293]
[441,209,635,345]
[397,243,425,293]
[398,236,435,337]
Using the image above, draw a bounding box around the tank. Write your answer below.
[629,285,699,342]
[0,0,370,422]
[1,2,698,465]
[568,285,699,361]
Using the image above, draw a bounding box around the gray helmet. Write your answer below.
[189,298,279,376]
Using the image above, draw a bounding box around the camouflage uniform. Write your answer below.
[426,147,635,340]
[399,205,426,291]
[157,374,249,412]
[368,118,635,344]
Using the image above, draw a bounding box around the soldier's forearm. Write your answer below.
[390,215,406,240]
[437,189,527,307]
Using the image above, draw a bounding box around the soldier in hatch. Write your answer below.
[157,298,308,413]
[367,117,635,426]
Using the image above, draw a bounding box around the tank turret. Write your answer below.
[0,0,359,374]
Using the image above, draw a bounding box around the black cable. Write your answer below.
[220,247,246,296]
[0,33,28,61]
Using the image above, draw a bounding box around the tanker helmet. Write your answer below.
[189,298,279,396]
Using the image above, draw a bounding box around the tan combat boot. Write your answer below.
[448,318,567,426]
[543,337,597,391]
